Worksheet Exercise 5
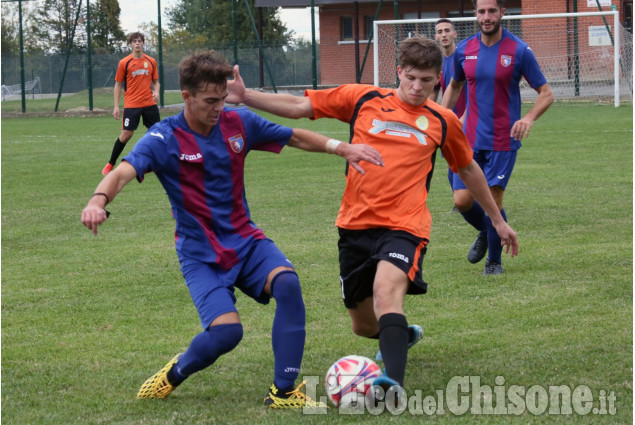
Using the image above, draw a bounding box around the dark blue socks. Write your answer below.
[486,208,507,263]
[170,323,243,385]
[270,271,306,391]
[167,270,306,391]
[459,201,487,232]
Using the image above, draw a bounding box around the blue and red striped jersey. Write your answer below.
[124,108,293,269]
[440,51,467,121]
[453,28,547,151]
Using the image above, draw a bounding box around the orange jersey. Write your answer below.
[306,84,473,240]
[115,54,158,108]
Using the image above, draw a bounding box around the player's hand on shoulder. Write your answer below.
[226,65,246,105]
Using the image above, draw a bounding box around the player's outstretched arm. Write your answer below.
[81,162,137,236]
[287,128,384,175]
[227,65,314,119]
[457,160,519,257]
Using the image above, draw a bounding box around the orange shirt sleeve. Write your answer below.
[441,110,473,173]
[149,56,159,81]
[114,56,128,83]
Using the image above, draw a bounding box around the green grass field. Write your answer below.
[1,89,186,114]
[1,103,632,424]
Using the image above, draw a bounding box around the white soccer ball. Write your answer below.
[324,355,383,408]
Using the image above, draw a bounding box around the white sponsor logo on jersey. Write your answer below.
[131,69,150,77]
[369,119,427,145]
[180,153,203,161]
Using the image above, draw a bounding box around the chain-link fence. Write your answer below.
[1,43,320,106]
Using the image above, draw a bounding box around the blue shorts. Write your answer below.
[179,238,294,329]
[449,149,517,191]
[448,169,465,191]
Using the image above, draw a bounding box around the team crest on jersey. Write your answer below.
[144,61,149,69]
[415,116,429,131]
[500,55,513,67]
[228,134,244,153]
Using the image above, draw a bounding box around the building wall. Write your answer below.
[318,0,625,85]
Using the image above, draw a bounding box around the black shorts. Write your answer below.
[337,228,429,309]
[122,105,160,131]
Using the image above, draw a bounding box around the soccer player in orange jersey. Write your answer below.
[102,32,160,175]
[227,36,518,395]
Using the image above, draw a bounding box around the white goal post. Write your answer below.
[373,11,632,107]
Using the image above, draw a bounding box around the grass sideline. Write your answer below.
[1,103,632,424]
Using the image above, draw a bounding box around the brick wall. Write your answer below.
[318,0,624,85]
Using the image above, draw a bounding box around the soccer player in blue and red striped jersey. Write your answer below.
[442,0,554,275]
[81,50,383,407]
[433,18,469,197]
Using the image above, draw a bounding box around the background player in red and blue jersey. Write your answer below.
[81,50,383,408]
[432,18,469,197]
[442,0,554,275]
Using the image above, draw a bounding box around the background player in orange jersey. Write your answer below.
[227,35,518,395]
[102,32,160,175]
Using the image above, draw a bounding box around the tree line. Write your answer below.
[1,0,319,90]
[1,0,298,55]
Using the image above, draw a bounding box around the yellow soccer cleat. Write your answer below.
[264,380,327,409]
[136,354,181,399]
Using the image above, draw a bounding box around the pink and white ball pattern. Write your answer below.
[325,355,383,407]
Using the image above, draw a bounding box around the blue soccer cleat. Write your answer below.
[375,324,423,362]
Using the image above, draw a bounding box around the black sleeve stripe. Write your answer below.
[423,104,447,149]
[343,90,394,176]
[122,57,134,92]
[349,90,394,143]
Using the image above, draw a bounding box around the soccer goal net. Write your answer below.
[373,11,632,106]
[1,76,41,101]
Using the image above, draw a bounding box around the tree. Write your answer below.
[1,2,42,55]
[166,0,292,49]
[90,0,126,53]
[1,4,21,55]
[31,0,85,53]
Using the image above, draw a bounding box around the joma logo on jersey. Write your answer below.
[369,119,427,145]
[388,252,410,263]
[131,69,150,77]
[180,153,203,161]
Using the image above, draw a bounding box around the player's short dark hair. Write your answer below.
[472,0,505,9]
[127,32,145,44]
[179,50,234,94]
[398,35,442,73]
[435,18,455,30]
